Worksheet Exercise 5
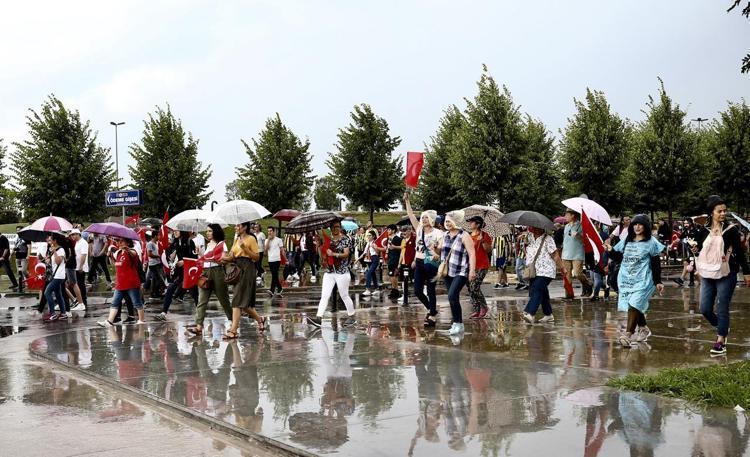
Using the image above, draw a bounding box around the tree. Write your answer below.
[236,114,313,213]
[327,104,403,221]
[449,66,526,208]
[415,105,471,213]
[623,79,701,222]
[11,95,114,220]
[710,100,750,213]
[559,89,631,213]
[224,179,241,201]
[314,175,340,210]
[0,140,21,222]
[728,1,750,73]
[128,105,212,216]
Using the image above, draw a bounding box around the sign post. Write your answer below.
[105,190,143,224]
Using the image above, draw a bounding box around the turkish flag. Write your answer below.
[320,230,334,266]
[202,241,225,262]
[182,257,203,289]
[581,209,604,267]
[26,257,46,290]
[159,209,170,254]
[125,213,140,226]
[374,230,389,250]
[404,151,425,188]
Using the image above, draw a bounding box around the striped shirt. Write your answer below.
[442,230,469,277]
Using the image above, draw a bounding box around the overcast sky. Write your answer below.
[1,1,747,207]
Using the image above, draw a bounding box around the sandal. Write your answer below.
[258,316,267,332]
[186,326,203,336]
[222,330,238,340]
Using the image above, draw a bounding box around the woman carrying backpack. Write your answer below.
[694,196,750,355]
[604,214,665,348]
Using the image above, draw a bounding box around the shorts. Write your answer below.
[495,257,506,269]
[388,261,400,277]
[65,268,76,284]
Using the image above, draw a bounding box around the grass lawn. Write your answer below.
[607,361,750,410]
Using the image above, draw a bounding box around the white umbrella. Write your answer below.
[166,209,227,232]
[212,200,270,225]
[561,197,612,225]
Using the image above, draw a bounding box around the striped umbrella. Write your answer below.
[18,216,73,242]
[285,210,343,234]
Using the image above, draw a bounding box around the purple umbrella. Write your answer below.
[84,222,140,241]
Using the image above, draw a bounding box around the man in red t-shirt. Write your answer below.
[398,225,417,305]
[467,216,493,318]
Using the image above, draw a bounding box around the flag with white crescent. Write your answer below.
[27,256,46,290]
[581,208,604,267]
[182,257,203,289]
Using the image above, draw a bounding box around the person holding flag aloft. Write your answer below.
[186,224,232,336]
[604,214,665,348]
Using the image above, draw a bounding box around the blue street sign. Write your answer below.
[105,189,143,207]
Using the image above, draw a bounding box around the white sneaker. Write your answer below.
[362,290,372,296]
[97,319,114,328]
[538,314,555,324]
[448,323,465,335]
[633,327,652,342]
[70,303,86,312]
[372,289,380,295]
[619,334,632,348]
[65,311,73,318]
[522,312,535,324]
[293,274,300,280]
[310,276,317,283]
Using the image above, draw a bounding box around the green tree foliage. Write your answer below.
[415,106,470,213]
[728,1,750,73]
[224,179,240,201]
[624,79,701,220]
[709,100,750,213]
[327,104,403,221]
[510,117,562,215]
[11,95,113,220]
[314,175,340,210]
[129,105,212,215]
[449,66,526,208]
[0,139,21,223]
[559,89,631,213]
[236,114,313,213]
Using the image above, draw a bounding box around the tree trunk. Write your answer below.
[369,206,375,224]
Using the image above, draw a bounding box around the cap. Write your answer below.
[69,229,81,235]
[466,215,484,225]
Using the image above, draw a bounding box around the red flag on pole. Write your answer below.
[26,256,46,290]
[563,275,575,297]
[159,209,170,253]
[374,229,389,250]
[125,213,140,226]
[182,257,203,289]
[319,230,334,266]
[404,151,425,188]
[581,208,605,267]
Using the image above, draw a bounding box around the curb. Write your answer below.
[29,347,316,457]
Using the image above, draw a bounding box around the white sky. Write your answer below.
[1,1,748,208]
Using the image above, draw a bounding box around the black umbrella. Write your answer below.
[498,210,555,231]
[285,210,343,234]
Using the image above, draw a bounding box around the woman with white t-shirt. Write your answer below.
[265,227,285,296]
[522,227,567,324]
[43,233,69,322]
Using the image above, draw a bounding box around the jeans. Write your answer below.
[317,272,355,317]
[302,251,317,276]
[144,264,164,297]
[162,268,198,313]
[444,275,468,323]
[413,259,438,316]
[700,274,737,337]
[365,255,380,289]
[88,255,111,283]
[592,270,603,297]
[515,258,526,285]
[111,288,144,310]
[268,261,282,293]
[0,259,18,287]
[524,276,553,316]
[44,278,66,314]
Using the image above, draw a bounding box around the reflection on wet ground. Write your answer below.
[0,325,26,338]
[10,284,750,456]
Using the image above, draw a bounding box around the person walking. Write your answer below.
[492,234,510,289]
[441,210,477,336]
[361,230,381,296]
[694,196,750,355]
[186,224,232,336]
[398,224,416,305]
[514,228,529,290]
[43,233,68,321]
[386,224,403,299]
[13,226,29,293]
[604,214,665,348]
[144,230,165,299]
[0,232,19,291]
[676,218,700,287]
[403,192,442,327]
[96,237,146,327]
[522,226,566,324]
[562,209,593,298]
[87,233,112,289]
[467,216,492,319]
[70,229,89,311]
[265,227,285,296]
[254,223,266,285]
[222,221,266,339]
[157,231,198,321]
[306,221,357,328]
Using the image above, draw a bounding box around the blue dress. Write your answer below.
[614,238,665,313]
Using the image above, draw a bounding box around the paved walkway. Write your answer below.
[3,283,750,456]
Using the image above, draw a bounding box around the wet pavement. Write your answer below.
[3,283,750,456]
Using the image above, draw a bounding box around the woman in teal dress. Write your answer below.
[605,214,665,348]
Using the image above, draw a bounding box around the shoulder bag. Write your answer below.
[522,234,547,280]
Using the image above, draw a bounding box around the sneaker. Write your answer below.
[44,313,60,322]
[362,290,372,296]
[372,289,380,296]
[633,327,652,342]
[123,316,136,324]
[515,283,524,290]
[448,323,464,335]
[58,313,68,320]
[97,319,114,328]
[618,335,632,348]
[522,312,534,324]
[70,303,86,312]
[343,317,357,327]
[538,314,555,324]
[710,342,727,355]
[112,317,122,325]
[521,284,529,291]
[310,276,317,283]
[493,283,502,290]
[106,283,113,291]
[275,290,284,297]
[502,283,509,288]
[477,308,488,319]
[155,312,167,322]
[673,278,685,287]
[306,316,322,328]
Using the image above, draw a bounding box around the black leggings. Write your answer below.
[626,306,647,334]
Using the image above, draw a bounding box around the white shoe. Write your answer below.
[522,312,535,324]
[310,276,317,283]
[538,314,555,324]
[619,334,632,348]
[65,311,73,318]
[448,323,465,335]
[70,303,86,312]
[633,327,652,342]
[372,289,380,295]
[97,319,114,328]
[293,274,300,280]
[362,290,372,296]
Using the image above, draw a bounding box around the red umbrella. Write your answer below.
[272,209,301,235]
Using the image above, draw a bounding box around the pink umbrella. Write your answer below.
[554,216,567,224]
[18,216,73,242]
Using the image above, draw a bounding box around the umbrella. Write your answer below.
[731,212,750,232]
[553,216,567,224]
[498,210,555,231]
[18,216,73,242]
[460,204,511,237]
[166,209,227,232]
[212,200,270,225]
[139,217,163,227]
[272,209,301,222]
[341,220,358,232]
[84,222,140,241]
[285,210,343,234]
[561,197,612,225]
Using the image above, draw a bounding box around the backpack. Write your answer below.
[696,225,734,279]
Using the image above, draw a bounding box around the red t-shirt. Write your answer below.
[402,234,416,266]
[114,249,142,291]
[472,231,492,270]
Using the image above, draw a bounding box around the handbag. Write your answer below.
[224,263,241,285]
[197,272,212,289]
[437,236,454,278]
[522,234,547,280]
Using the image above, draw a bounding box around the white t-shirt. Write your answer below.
[416,227,443,260]
[51,247,67,279]
[75,239,90,272]
[256,232,266,253]
[266,237,283,262]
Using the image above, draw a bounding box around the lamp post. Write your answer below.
[110,121,125,223]
[691,117,708,129]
